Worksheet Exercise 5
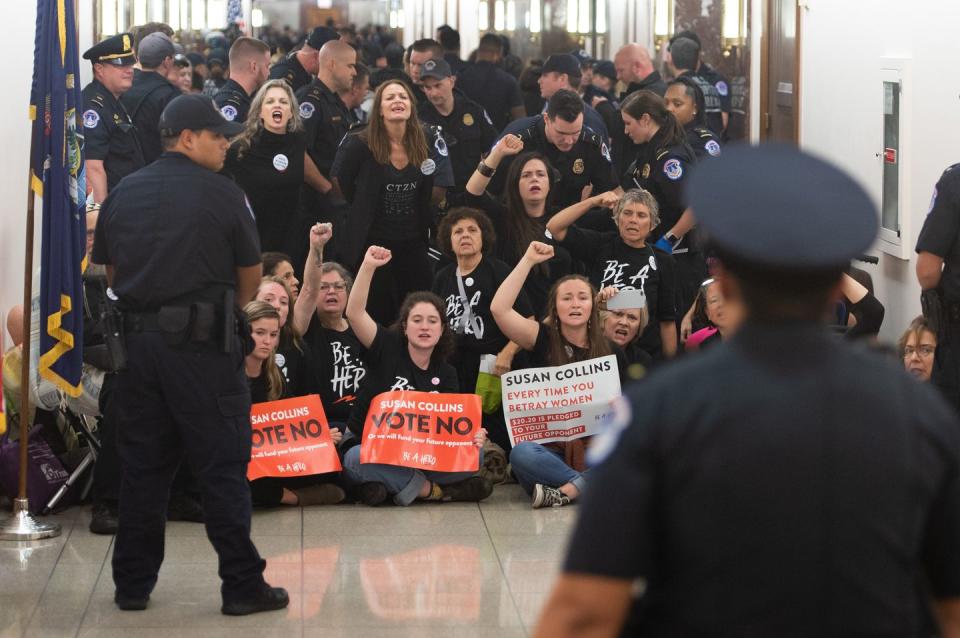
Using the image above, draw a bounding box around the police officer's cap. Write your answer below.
[83,33,136,66]
[592,60,616,83]
[542,54,581,78]
[307,26,339,50]
[420,58,453,81]
[159,94,244,138]
[185,52,205,67]
[569,49,593,67]
[688,144,877,271]
[207,48,227,66]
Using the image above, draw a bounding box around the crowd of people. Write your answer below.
[2,18,918,523]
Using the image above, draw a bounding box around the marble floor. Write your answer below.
[0,484,573,637]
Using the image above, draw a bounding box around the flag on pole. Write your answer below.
[30,0,86,398]
[227,0,243,25]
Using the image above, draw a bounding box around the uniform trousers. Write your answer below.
[933,326,960,412]
[111,332,266,603]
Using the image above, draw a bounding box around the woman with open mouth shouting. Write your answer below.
[223,79,330,254]
[332,80,455,325]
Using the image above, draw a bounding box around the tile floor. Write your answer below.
[0,484,574,637]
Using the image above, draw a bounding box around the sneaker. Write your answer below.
[114,591,149,611]
[89,502,119,535]
[440,477,493,502]
[478,440,508,484]
[294,484,345,506]
[358,482,388,506]
[531,484,571,509]
[221,585,289,616]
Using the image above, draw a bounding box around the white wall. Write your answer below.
[0,1,40,337]
[258,0,301,30]
[798,0,960,341]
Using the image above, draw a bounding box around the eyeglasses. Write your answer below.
[319,282,347,292]
[903,345,935,357]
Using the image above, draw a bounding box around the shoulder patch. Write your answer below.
[705,140,721,157]
[586,395,633,466]
[220,104,238,121]
[83,109,100,129]
[299,102,315,119]
[715,81,729,96]
[663,158,684,181]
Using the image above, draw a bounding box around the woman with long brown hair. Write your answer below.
[332,79,454,324]
[491,241,627,509]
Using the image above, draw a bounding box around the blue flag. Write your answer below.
[31,0,85,397]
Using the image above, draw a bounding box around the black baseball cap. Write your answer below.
[592,60,616,83]
[541,54,580,78]
[420,58,453,81]
[570,48,593,66]
[159,94,244,137]
[307,26,339,50]
[689,143,877,272]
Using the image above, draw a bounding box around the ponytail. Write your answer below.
[621,90,686,147]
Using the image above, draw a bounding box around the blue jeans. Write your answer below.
[510,442,587,495]
[342,446,482,506]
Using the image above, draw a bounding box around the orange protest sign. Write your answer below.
[359,391,481,473]
[247,394,342,481]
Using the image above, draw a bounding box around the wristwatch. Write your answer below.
[664,233,682,249]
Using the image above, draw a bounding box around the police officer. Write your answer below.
[917,163,960,411]
[456,33,525,131]
[120,32,181,164]
[490,89,615,210]
[82,33,144,203]
[535,144,960,638]
[537,53,609,141]
[619,90,702,315]
[417,58,497,191]
[664,76,722,160]
[213,37,271,123]
[91,94,287,615]
[667,37,725,136]
[673,30,733,134]
[268,26,338,93]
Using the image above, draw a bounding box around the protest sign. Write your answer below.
[247,394,342,481]
[360,391,481,472]
[501,355,621,446]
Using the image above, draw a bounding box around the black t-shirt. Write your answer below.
[371,162,423,242]
[431,256,532,355]
[346,326,459,438]
[248,369,289,404]
[561,227,677,356]
[917,164,960,300]
[223,130,306,252]
[303,318,368,423]
[275,335,320,399]
[91,152,261,310]
[457,191,572,316]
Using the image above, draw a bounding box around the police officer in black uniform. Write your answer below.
[917,163,960,411]
[82,33,144,203]
[668,37,725,137]
[268,26,338,93]
[491,89,615,210]
[665,76,722,160]
[120,32,181,164]
[91,94,288,615]
[536,144,960,638]
[619,90,702,315]
[672,30,732,135]
[214,37,272,124]
[417,58,498,191]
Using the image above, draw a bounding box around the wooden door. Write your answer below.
[760,0,799,143]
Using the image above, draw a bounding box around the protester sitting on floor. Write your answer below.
[255,276,319,398]
[598,288,652,378]
[431,207,530,454]
[899,316,937,382]
[262,251,301,301]
[294,224,367,446]
[244,300,345,507]
[546,187,678,359]
[341,245,493,506]
[491,241,627,509]
[686,277,743,352]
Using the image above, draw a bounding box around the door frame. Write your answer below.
[759,0,801,143]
